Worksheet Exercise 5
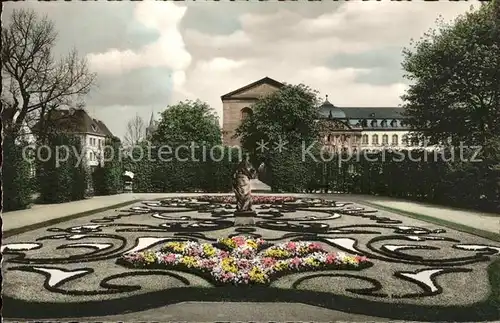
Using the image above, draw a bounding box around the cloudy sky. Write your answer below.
[4,1,475,139]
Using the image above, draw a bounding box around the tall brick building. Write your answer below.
[221,77,284,146]
[222,77,420,151]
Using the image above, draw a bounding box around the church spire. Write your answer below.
[149,109,154,127]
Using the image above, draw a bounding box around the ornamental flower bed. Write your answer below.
[117,236,371,286]
[196,195,297,205]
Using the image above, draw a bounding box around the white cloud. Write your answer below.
[174,1,473,124]
[38,1,472,138]
[87,2,191,75]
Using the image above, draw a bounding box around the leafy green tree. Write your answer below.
[402,1,500,147]
[136,100,231,193]
[235,83,321,163]
[152,100,221,146]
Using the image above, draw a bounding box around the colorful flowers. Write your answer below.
[196,195,297,205]
[263,241,324,258]
[118,236,371,286]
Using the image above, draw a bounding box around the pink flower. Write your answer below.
[232,237,245,246]
[291,257,302,267]
[326,253,336,264]
[261,257,277,267]
[309,243,322,250]
[286,242,297,250]
[163,253,177,263]
[356,255,368,262]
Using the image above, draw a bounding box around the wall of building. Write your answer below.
[222,99,255,146]
[222,83,281,146]
[360,130,412,148]
[82,134,106,167]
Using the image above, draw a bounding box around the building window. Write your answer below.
[362,134,368,145]
[354,136,360,144]
[372,134,379,145]
[371,119,377,127]
[327,134,331,142]
[241,107,253,120]
[381,120,388,127]
[392,134,398,145]
[91,124,98,132]
[361,119,368,127]
[382,134,389,145]
[391,119,398,127]
[89,151,93,161]
[402,135,408,145]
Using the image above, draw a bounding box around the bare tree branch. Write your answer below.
[1,8,97,138]
[123,114,146,148]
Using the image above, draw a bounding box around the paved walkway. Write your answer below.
[344,194,499,236]
[3,179,270,234]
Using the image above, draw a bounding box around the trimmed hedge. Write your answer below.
[267,148,500,213]
[2,135,34,211]
[127,144,240,193]
[92,137,123,195]
[38,133,88,204]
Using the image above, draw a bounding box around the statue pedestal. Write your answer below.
[234,210,257,227]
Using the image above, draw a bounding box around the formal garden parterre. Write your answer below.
[2,196,499,321]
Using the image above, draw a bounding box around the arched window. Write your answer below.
[392,134,398,145]
[371,119,377,127]
[390,119,398,127]
[402,134,408,145]
[372,134,379,145]
[382,134,389,145]
[241,107,253,120]
[361,119,368,127]
[362,134,369,145]
[381,119,388,127]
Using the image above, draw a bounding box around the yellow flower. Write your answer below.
[220,238,236,248]
[247,240,258,249]
[203,244,216,257]
[163,242,186,253]
[264,249,291,258]
[221,257,238,273]
[249,266,268,284]
[273,260,289,271]
[298,246,309,255]
[305,257,320,267]
[142,251,156,264]
[180,256,198,268]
